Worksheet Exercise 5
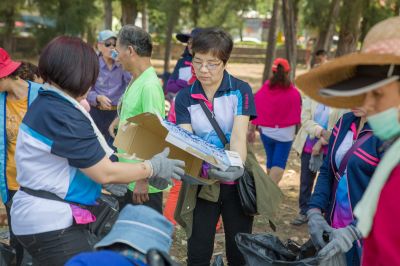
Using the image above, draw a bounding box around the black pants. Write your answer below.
[187,184,253,266]
[16,225,92,266]
[122,190,163,214]
[299,153,318,215]
[89,107,117,148]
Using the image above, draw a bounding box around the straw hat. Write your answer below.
[296,16,400,108]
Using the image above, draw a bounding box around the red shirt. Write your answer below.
[362,164,400,266]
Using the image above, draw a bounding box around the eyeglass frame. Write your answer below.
[192,59,223,71]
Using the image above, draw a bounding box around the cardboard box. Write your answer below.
[114,112,233,181]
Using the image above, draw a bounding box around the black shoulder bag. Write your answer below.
[198,100,257,216]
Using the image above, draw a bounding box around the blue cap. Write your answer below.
[94,205,173,254]
[98,30,117,42]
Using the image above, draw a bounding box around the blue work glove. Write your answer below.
[208,166,244,182]
[103,184,128,197]
[307,208,333,249]
[318,225,362,261]
[147,148,185,181]
[309,153,324,173]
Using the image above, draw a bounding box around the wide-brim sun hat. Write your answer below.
[94,205,173,254]
[0,48,21,79]
[296,16,400,109]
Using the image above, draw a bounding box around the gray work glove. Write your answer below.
[148,148,185,181]
[318,225,362,261]
[307,208,333,249]
[208,166,244,182]
[103,184,128,197]
[309,153,324,173]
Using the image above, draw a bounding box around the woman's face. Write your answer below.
[98,38,117,60]
[363,81,400,118]
[351,107,367,117]
[192,52,225,89]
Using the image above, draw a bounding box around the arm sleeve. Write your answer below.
[166,58,187,93]
[174,89,191,125]
[301,97,323,138]
[308,120,340,212]
[237,82,257,120]
[51,112,106,169]
[87,88,98,107]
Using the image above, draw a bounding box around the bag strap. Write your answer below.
[20,186,78,205]
[337,132,373,177]
[198,100,228,146]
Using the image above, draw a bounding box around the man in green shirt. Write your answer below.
[109,25,166,213]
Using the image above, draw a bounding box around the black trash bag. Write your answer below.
[235,233,319,266]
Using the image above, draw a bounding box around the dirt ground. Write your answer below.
[156,60,311,263]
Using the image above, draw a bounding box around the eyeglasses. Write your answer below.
[192,61,222,71]
[104,41,116,48]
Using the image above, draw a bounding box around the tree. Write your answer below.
[311,0,341,66]
[141,1,148,31]
[282,0,299,79]
[120,0,138,25]
[0,0,25,51]
[335,0,363,57]
[262,0,280,83]
[104,0,113,29]
[163,0,182,73]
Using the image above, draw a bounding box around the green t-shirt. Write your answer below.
[117,66,166,193]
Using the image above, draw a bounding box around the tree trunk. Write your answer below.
[2,5,16,52]
[121,0,138,25]
[104,0,113,29]
[163,1,181,74]
[311,0,341,66]
[141,1,148,31]
[335,0,363,57]
[282,0,298,79]
[262,0,280,83]
[192,0,200,27]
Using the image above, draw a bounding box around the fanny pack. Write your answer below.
[20,187,119,240]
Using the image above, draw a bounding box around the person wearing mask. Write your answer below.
[87,30,131,147]
[108,25,168,213]
[297,16,400,266]
[290,97,344,225]
[10,36,184,266]
[249,58,301,184]
[174,28,256,266]
[0,49,42,266]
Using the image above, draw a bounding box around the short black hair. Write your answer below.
[315,49,327,56]
[8,62,40,81]
[39,36,99,98]
[192,27,233,65]
[118,25,152,57]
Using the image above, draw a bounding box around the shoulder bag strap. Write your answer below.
[337,132,373,177]
[198,100,228,146]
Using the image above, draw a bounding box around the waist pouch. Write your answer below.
[20,187,119,239]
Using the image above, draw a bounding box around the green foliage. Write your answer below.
[301,0,332,30]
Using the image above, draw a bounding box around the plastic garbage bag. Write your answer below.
[235,233,346,266]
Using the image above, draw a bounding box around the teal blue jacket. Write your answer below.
[0,81,41,202]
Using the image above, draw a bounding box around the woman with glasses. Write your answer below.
[87,30,131,148]
[174,28,256,266]
[249,58,301,184]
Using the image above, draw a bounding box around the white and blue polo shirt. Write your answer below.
[175,71,256,148]
[11,90,106,235]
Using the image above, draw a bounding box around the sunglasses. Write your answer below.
[104,41,116,48]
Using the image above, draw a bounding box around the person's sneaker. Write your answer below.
[291,214,308,226]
